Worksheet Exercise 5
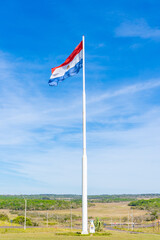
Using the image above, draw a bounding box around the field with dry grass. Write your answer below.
[1,201,160,239]
[0,201,148,227]
[0,227,160,240]
[36,202,147,224]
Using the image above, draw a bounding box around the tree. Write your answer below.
[13,216,32,226]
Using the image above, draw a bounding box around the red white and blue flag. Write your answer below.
[49,41,83,86]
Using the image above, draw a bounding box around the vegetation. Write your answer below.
[1,193,160,201]
[0,198,82,211]
[0,213,9,221]
[0,228,160,240]
[12,216,38,226]
[55,231,111,236]
[129,198,160,211]
[1,195,160,230]
[90,197,135,203]
[0,194,152,211]
[13,216,32,226]
[0,194,82,200]
[128,198,160,222]
[88,194,160,203]
[94,217,103,232]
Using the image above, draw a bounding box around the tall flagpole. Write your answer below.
[82,35,88,234]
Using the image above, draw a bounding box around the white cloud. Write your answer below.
[0,50,160,194]
[115,19,160,39]
[88,79,160,104]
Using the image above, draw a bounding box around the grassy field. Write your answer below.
[0,200,158,240]
[1,228,160,240]
[42,202,147,223]
[32,202,147,218]
[115,226,160,235]
[0,201,148,227]
[0,220,19,227]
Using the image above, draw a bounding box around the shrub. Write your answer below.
[122,216,127,222]
[0,213,9,221]
[13,216,32,226]
[94,217,103,232]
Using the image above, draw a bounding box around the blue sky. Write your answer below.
[0,0,160,194]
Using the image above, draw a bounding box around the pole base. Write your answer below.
[81,231,88,235]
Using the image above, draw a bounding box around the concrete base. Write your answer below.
[81,231,89,235]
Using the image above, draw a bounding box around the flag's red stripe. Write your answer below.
[51,41,83,74]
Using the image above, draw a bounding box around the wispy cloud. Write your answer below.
[88,42,106,49]
[1,49,160,194]
[88,79,160,103]
[115,19,160,39]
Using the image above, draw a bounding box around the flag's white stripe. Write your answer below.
[50,50,83,79]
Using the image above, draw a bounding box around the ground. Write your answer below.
[0,201,159,239]
[1,228,160,240]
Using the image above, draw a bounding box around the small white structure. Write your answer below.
[90,220,95,233]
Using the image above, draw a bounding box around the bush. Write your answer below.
[94,217,103,232]
[0,213,9,221]
[122,216,127,222]
[150,210,158,220]
[13,216,32,226]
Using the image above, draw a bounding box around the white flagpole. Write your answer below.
[82,35,88,234]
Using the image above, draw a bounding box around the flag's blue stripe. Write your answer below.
[48,59,82,86]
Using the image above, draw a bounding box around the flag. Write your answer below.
[48,41,83,86]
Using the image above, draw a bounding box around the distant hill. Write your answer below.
[0,193,160,201]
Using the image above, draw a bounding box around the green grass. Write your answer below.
[1,228,160,240]
[115,226,160,234]
[55,231,111,236]
[0,220,20,227]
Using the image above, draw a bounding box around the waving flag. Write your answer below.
[49,41,83,86]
